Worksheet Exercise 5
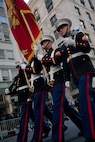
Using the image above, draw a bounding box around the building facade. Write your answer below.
[0,0,20,118]
[28,0,95,91]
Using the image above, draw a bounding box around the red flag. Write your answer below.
[5,0,42,61]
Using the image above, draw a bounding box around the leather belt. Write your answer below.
[29,74,41,93]
[29,74,41,82]
[47,65,61,87]
[49,65,61,75]
[67,52,85,63]
[17,85,28,91]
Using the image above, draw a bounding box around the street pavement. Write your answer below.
[0,119,85,142]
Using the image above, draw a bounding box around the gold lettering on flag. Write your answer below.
[21,49,28,56]
[5,0,20,28]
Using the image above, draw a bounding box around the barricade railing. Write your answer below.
[0,117,21,139]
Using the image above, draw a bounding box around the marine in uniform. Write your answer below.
[38,35,65,142]
[56,18,95,142]
[27,56,46,142]
[5,61,32,142]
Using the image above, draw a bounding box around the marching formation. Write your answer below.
[5,18,95,142]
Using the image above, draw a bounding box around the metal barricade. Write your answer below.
[0,117,20,139]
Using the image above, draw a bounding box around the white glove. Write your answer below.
[34,44,39,55]
[65,81,70,88]
[63,37,75,47]
[65,87,75,105]
[92,77,95,88]
[20,63,26,69]
[5,88,10,94]
[37,54,43,61]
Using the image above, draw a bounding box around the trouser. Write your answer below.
[44,99,53,122]
[52,84,65,142]
[31,91,45,142]
[17,101,32,142]
[44,93,82,132]
[64,97,82,131]
[78,74,95,139]
[29,101,52,133]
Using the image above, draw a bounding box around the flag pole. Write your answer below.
[20,10,36,44]
[20,11,50,84]
[16,43,31,87]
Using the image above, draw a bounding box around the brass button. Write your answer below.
[68,51,70,53]
[83,44,86,46]
[76,42,79,45]
[83,58,85,60]
[69,54,72,60]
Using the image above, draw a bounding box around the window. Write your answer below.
[0,16,7,24]
[0,31,11,42]
[0,50,5,59]
[11,69,17,79]
[91,24,95,32]
[50,15,57,27]
[88,0,94,10]
[34,9,41,23]
[54,30,60,40]
[7,50,14,60]
[45,0,53,13]
[0,50,14,60]
[4,33,10,42]
[86,12,92,20]
[2,70,10,81]
[80,0,85,5]
[0,2,4,8]
[79,19,86,28]
[85,33,91,43]
[75,7,81,15]
[0,32,2,40]
[0,31,4,41]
